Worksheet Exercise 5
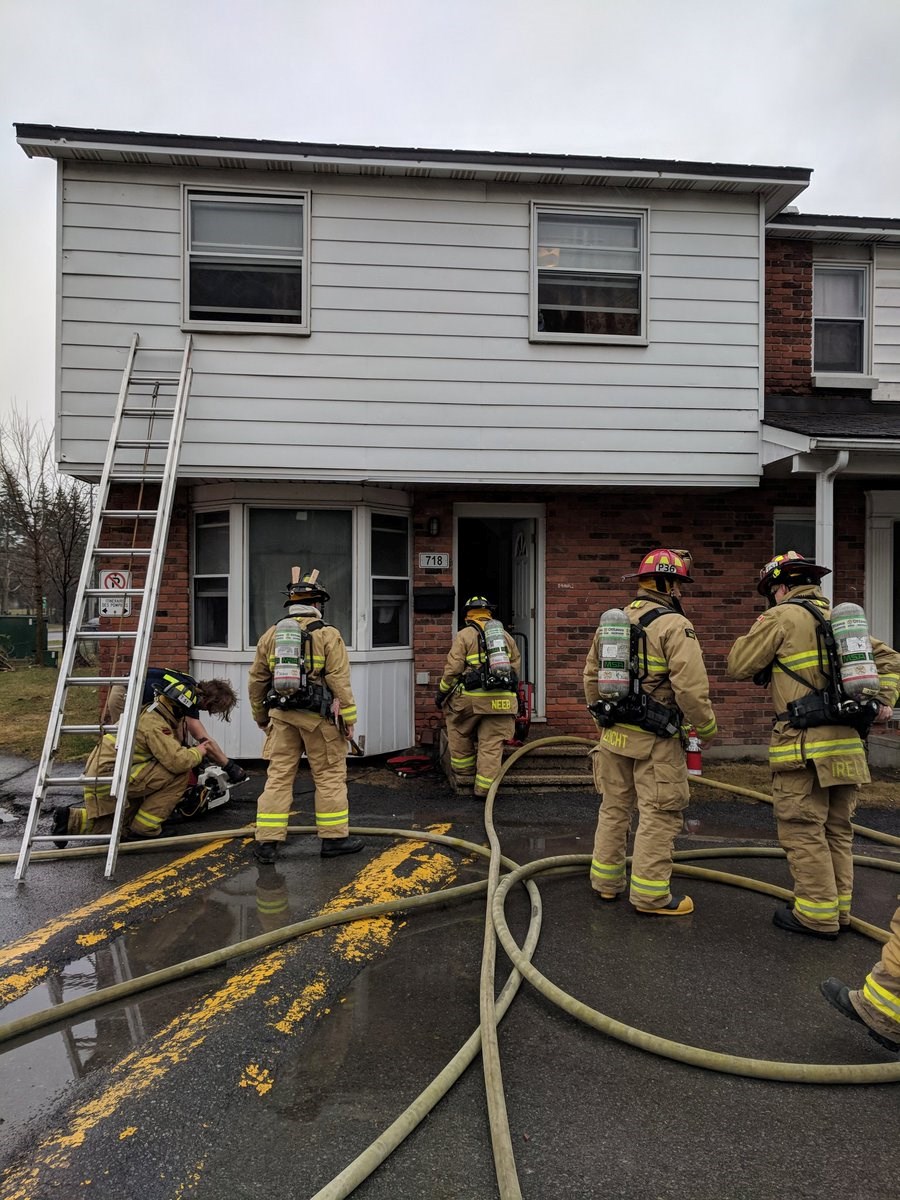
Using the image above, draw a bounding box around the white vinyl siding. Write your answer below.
[56,165,764,486]
[873,246,900,402]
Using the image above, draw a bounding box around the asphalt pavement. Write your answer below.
[1,752,899,1200]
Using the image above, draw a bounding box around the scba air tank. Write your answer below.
[483,619,512,682]
[596,608,631,700]
[831,602,879,697]
[273,617,306,696]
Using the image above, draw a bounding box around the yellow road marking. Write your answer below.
[0,840,241,1006]
[1,826,457,1199]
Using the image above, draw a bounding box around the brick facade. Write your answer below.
[765,238,813,394]
[411,480,868,752]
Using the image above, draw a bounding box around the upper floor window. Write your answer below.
[184,190,310,334]
[531,205,646,343]
[813,264,869,376]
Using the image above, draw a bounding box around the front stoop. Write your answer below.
[438,728,594,793]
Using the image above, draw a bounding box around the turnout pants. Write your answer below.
[255,709,349,843]
[850,904,900,1043]
[589,739,689,910]
[67,761,191,839]
[772,764,857,935]
[445,701,515,797]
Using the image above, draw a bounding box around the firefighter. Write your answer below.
[584,549,717,915]
[821,904,900,1053]
[52,673,212,844]
[248,570,362,865]
[727,551,900,939]
[104,669,248,783]
[436,595,522,798]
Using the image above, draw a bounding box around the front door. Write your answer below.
[454,503,544,718]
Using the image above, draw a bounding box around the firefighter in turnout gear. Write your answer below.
[248,569,362,865]
[437,596,522,798]
[821,903,900,1053]
[53,673,212,842]
[727,551,900,938]
[584,549,717,915]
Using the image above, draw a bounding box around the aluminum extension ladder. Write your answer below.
[15,333,193,882]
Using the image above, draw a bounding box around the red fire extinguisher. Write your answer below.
[685,729,702,776]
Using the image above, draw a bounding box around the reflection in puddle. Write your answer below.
[0,865,303,1150]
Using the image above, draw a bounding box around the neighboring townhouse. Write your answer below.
[14,124,900,761]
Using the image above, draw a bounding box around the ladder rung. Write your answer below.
[122,406,175,416]
[31,834,117,843]
[83,587,146,596]
[45,775,113,787]
[107,474,165,482]
[75,629,137,639]
[61,724,117,734]
[64,676,132,686]
[91,547,152,556]
[116,439,171,449]
[129,373,181,383]
[101,509,159,519]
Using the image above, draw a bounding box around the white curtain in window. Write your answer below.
[815,269,864,318]
[192,201,304,256]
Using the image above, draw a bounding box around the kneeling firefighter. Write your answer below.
[437,596,522,798]
[53,672,212,844]
[727,551,900,939]
[584,549,717,915]
[249,568,363,865]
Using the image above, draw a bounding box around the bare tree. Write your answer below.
[0,407,93,663]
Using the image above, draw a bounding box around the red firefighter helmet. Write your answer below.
[623,548,693,583]
[757,551,830,596]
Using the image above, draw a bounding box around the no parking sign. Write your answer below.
[99,569,132,616]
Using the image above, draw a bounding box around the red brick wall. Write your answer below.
[97,485,191,699]
[411,481,868,751]
[765,238,813,395]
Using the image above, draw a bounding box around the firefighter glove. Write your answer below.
[224,758,249,784]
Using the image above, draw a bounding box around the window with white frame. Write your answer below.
[185,190,309,331]
[371,513,410,647]
[532,206,645,342]
[193,510,230,646]
[773,510,815,560]
[813,264,869,375]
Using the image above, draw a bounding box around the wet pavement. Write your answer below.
[1,754,899,1199]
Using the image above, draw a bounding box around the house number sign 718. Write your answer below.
[418,552,450,570]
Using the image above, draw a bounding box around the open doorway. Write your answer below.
[454,503,544,719]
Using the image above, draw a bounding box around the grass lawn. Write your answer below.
[0,664,99,761]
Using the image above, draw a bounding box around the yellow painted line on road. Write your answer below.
[0,840,242,1007]
[1,826,460,1199]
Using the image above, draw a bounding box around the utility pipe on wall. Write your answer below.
[815,449,849,600]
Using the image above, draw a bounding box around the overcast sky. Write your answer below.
[2,0,899,427]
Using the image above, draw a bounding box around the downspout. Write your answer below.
[815,450,849,601]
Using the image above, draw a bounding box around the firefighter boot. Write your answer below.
[635,895,694,916]
[820,978,900,1053]
[773,904,839,940]
[321,836,364,858]
[51,807,71,849]
[253,841,278,865]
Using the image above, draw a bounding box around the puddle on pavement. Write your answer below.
[0,865,297,1151]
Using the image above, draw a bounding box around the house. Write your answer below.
[15,124,900,762]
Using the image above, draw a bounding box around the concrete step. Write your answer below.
[438,728,594,792]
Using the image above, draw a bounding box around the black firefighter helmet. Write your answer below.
[283,567,331,607]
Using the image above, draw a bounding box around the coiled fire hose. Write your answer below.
[1,736,899,1200]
